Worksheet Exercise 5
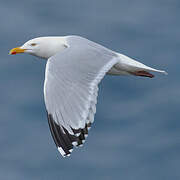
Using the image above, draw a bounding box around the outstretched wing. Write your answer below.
[44,36,118,157]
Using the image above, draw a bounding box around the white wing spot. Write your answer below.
[58,147,66,157]
[72,142,78,146]
[85,134,88,138]
[75,132,81,137]
[69,149,73,153]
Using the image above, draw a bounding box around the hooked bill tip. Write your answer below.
[10,51,16,55]
[9,47,25,55]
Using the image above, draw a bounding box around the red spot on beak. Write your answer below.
[11,51,17,55]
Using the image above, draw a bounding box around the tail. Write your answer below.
[116,53,167,78]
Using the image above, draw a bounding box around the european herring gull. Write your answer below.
[9,35,167,157]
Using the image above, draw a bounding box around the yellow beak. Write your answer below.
[9,47,25,55]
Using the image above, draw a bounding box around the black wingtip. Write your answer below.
[47,114,73,157]
[47,113,92,157]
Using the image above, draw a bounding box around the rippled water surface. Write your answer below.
[0,0,179,179]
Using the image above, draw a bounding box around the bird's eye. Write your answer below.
[30,43,37,46]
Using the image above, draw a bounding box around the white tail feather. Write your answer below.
[116,53,167,75]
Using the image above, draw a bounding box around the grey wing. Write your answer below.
[44,38,118,157]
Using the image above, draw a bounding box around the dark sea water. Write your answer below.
[1,0,179,179]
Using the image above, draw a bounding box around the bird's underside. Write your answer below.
[44,39,166,157]
[46,67,155,157]
[108,65,155,78]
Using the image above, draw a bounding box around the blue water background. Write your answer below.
[0,0,179,179]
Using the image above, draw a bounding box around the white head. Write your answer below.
[9,36,68,59]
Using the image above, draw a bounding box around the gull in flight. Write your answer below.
[9,35,167,157]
